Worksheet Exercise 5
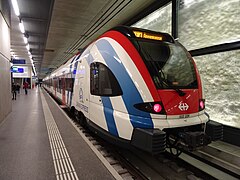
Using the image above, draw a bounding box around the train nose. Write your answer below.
[157,89,200,115]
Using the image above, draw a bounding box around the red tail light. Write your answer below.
[134,102,166,114]
[199,99,205,111]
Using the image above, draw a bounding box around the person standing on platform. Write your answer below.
[23,81,29,95]
[16,83,20,94]
[12,82,17,100]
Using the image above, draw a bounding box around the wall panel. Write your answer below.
[0,11,11,123]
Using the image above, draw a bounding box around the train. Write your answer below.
[43,26,223,155]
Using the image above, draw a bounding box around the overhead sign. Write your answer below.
[12,59,26,64]
[12,66,31,78]
[12,67,24,73]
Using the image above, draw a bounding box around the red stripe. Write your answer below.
[191,57,203,98]
[101,30,160,101]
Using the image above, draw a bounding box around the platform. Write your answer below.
[0,88,115,180]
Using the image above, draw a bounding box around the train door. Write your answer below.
[89,62,123,133]
[53,77,57,97]
[89,62,107,130]
[66,73,73,106]
[61,75,66,105]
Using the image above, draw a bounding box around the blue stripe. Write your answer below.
[86,53,94,65]
[86,53,119,135]
[95,39,153,129]
[101,97,118,136]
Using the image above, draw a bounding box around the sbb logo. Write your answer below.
[178,102,189,111]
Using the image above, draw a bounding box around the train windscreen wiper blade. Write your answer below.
[159,69,186,97]
[174,88,186,96]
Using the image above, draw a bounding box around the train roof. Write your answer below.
[43,26,175,80]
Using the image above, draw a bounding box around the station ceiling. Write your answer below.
[10,0,156,78]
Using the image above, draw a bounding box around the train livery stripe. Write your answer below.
[192,59,203,99]
[101,97,119,136]
[100,30,160,102]
[95,39,153,128]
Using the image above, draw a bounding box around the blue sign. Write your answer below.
[12,59,26,64]
[11,67,24,73]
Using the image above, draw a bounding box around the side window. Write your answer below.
[58,78,62,93]
[66,78,74,92]
[90,62,122,96]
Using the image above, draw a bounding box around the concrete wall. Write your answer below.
[0,11,11,123]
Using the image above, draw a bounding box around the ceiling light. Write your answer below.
[19,21,25,33]
[11,0,20,16]
[26,44,30,50]
[23,36,28,44]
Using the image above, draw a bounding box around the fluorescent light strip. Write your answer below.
[11,0,20,16]
[19,22,25,33]
[26,44,30,50]
[23,36,28,44]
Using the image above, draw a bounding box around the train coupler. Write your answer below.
[178,131,211,151]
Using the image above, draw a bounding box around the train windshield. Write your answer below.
[132,39,198,89]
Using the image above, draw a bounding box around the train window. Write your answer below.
[53,77,57,91]
[66,78,74,92]
[133,39,198,89]
[50,79,52,86]
[90,62,122,96]
[58,78,62,93]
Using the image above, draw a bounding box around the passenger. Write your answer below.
[12,82,17,100]
[23,81,29,95]
[16,83,20,94]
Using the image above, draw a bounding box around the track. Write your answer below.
[45,88,239,180]
[66,109,234,180]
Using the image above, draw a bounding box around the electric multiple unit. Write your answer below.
[43,26,223,155]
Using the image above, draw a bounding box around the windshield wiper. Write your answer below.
[174,88,186,96]
[159,69,186,97]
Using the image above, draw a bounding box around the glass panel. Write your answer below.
[194,50,240,128]
[90,63,122,96]
[90,63,99,95]
[131,2,172,34]
[132,39,197,89]
[178,0,240,50]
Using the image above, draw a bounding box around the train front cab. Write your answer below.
[106,27,224,155]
